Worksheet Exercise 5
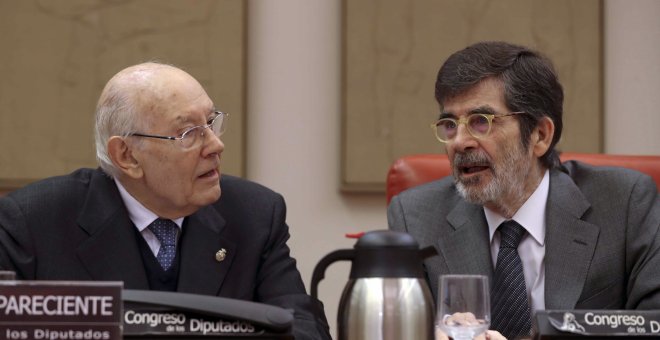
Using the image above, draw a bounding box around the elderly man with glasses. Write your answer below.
[389,42,660,340]
[0,62,331,340]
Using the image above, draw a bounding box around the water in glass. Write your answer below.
[437,275,490,340]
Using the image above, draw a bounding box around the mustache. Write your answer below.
[453,151,491,168]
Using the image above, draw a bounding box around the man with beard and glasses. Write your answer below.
[0,62,331,340]
[388,41,660,340]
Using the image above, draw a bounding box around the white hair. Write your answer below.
[94,62,186,177]
[94,79,143,178]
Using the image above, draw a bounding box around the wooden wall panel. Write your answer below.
[0,0,245,192]
[342,0,602,191]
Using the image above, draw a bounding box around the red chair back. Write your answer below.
[386,152,660,204]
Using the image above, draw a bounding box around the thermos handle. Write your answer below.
[310,249,355,299]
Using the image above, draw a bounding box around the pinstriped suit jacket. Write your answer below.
[388,160,660,310]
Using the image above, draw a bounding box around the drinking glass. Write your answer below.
[437,275,490,340]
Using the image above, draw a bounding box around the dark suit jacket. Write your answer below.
[0,168,330,340]
[388,160,660,310]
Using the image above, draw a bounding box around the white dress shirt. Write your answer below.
[114,180,184,257]
[484,170,549,312]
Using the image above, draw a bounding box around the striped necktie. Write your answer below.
[491,220,531,339]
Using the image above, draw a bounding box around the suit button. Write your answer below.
[215,248,227,262]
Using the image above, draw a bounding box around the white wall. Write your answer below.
[605,0,660,154]
[246,0,387,337]
[247,0,660,337]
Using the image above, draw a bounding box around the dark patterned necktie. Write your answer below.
[491,220,531,339]
[148,219,178,270]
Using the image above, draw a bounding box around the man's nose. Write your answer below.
[202,130,224,157]
[450,124,478,152]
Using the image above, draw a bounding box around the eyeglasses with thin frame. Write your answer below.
[430,112,525,143]
[128,111,228,150]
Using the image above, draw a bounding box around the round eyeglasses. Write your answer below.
[430,112,524,143]
[128,111,228,150]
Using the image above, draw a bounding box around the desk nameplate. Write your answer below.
[535,310,660,338]
[0,281,122,340]
[123,304,284,338]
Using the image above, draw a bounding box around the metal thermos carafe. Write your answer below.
[311,230,437,340]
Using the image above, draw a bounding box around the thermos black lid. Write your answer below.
[309,230,438,298]
[350,230,437,279]
[355,230,420,249]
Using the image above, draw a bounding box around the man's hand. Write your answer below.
[436,328,506,340]
[443,312,481,326]
[436,312,506,339]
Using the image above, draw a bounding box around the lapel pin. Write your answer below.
[215,248,227,262]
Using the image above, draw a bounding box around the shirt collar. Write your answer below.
[485,169,549,246]
[114,179,184,231]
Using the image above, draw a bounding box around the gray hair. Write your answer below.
[435,41,564,169]
[94,81,143,178]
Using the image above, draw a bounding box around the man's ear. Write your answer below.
[532,116,555,158]
[107,136,143,179]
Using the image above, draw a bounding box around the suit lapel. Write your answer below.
[76,170,150,289]
[544,170,600,309]
[443,200,494,277]
[177,205,236,296]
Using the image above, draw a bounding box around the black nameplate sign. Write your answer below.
[534,310,660,338]
[122,290,294,339]
[123,304,290,338]
[0,281,122,340]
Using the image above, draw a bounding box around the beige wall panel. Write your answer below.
[0,0,245,190]
[342,0,602,191]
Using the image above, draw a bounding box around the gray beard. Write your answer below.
[454,142,530,216]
